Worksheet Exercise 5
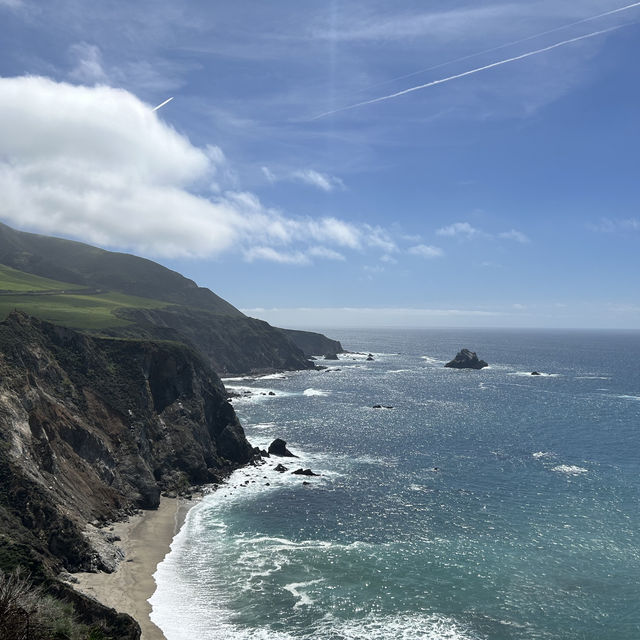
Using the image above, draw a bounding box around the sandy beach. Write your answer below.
[74,496,193,640]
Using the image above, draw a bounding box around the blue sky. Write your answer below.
[0,0,639,329]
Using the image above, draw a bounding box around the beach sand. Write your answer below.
[74,496,193,640]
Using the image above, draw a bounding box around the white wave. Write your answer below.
[257,372,288,380]
[576,376,611,380]
[247,422,277,430]
[532,451,554,459]
[314,612,480,640]
[283,579,324,608]
[421,355,446,365]
[616,394,640,401]
[552,464,588,475]
[509,371,560,377]
[221,375,252,382]
[303,388,330,397]
[387,369,412,374]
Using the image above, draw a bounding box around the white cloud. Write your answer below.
[261,165,276,182]
[69,43,108,84]
[408,244,444,258]
[588,217,640,233]
[0,76,394,262]
[243,247,310,265]
[291,169,345,192]
[365,225,398,253]
[308,246,345,261]
[305,217,362,248]
[499,229,530,243]
[436,221,481,239]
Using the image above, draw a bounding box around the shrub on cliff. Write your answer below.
[0,568,108,640]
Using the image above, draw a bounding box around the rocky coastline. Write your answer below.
[0,311,258,638]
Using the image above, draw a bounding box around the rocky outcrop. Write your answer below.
[278,328,344,358]
[291,468,319,477]
[0,312,253,578]
[445,349,488,370]
[268,438,297,457]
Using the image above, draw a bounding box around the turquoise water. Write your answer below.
[150,329,640,639]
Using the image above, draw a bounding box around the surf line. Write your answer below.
[312,23,630,119]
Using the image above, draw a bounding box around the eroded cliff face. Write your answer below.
[111,306,316,375]
[0,311,253,576]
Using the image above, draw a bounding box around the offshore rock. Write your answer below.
[445,349,488,370]
[268,438,297,457]
[292,468,319,477]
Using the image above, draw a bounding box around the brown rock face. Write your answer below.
[0,311,253,574]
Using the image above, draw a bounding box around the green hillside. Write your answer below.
[0,223,242,316]
[0,264,170,329]
[0,264,85,292]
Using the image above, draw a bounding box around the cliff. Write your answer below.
[279,328,344,357]
[0,222,342,377]
[110,306,315,375]
[0,311,254,636]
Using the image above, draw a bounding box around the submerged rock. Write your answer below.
[268,438,297,457]
[373,404,394,409]
[531,371,541,376]
[445,349,488,370]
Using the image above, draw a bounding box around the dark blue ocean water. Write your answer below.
[151,329,640,639]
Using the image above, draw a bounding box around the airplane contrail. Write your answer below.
[358,1,640,93]
[312,24,630,120]
[152,96,174,112]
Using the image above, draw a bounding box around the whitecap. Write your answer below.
[552,465,588,475]
[303,388,330,397]
[616,394,640,401]
[283,579,324,608]
[257,373,288,380]
[532,451,554,459]
[509,371,560,377]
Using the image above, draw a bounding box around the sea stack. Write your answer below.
[445,348,488,370]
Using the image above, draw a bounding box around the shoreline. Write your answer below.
[73,496,195,640]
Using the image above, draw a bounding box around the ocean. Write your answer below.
[149,328,640,640]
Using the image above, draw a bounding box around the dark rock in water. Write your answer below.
[274,464,288,473]
[324,353,339,360]
[373,404,394,409]
[292,468,319,476]
[445,349,488,370]
[268,391,276,396]
[531,371,541,376]
[268,438,297,457]
[366,354,374,361]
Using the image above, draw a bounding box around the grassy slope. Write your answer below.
[0,265,169,330]
[0,223,242,316]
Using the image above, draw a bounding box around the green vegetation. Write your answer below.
[0,264,85,293]
[0,290,171,330]
[0,569,110,640]
[0,222,242,316]
[0,261,173,329]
